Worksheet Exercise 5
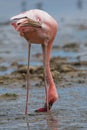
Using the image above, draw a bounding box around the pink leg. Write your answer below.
[25,41,31,115]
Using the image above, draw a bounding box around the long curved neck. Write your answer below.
[46,63,55,87]
[44,40,55,88]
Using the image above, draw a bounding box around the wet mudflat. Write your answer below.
[0,74,87,130]
[0,55,87,130]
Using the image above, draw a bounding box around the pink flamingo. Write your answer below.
[10,9,58,114]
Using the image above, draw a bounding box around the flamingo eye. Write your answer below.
[17,23,21,25]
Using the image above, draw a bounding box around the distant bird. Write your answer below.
[10,9,58,115]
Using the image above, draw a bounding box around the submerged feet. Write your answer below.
[35,95,58,112]
[35,102,53,112]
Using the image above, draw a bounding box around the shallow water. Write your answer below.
[0,0,87,21]
[0,83,87,130]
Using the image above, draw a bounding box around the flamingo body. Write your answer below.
[11,9,58,44]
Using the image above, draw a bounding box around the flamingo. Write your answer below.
[10,9,58,114]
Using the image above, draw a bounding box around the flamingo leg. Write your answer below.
[25,41,31,115]
[42,42,49,112]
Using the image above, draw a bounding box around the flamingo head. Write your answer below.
[10,16,41,32]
